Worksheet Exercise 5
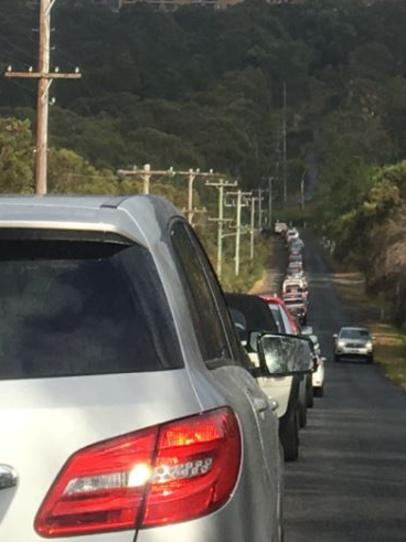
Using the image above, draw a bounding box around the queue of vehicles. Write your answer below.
[0,199,350,542]
[0,196,286,542]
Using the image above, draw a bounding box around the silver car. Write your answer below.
[0,195,283,542]
[334,327,374,363]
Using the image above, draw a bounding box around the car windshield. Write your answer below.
[0,237,183,380]
[340,329,370,339]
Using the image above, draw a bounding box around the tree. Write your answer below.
[0,118,33,193]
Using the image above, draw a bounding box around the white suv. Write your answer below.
[334,327,374,363]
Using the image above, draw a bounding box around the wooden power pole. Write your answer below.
[282,81,288,208]
[5,0,81,195]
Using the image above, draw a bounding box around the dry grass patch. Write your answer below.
[371,323,406,389]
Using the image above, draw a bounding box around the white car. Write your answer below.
[283,278,309,300]
[274,221,288,234]
[286,228,299,243]
[302,331,326,398]
[312,355,326,397]
[334,327,374,363]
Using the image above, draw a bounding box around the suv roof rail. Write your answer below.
[101,196,131,209]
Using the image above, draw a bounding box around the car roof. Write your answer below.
[260,295,284,305]
[0,195,181,246]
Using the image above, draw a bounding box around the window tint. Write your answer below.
[269,306,285,333]
[340,329,370,339]
[0,238,182,380]
[170,221,231,362]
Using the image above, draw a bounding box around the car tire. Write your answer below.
[299,400,307,428]
[281,408,299,462]
[367,355,374,364]
[306,380,314,408]
[334,354,341,363]
[314,385,324,398]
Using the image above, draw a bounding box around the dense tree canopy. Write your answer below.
[1,0,405,195]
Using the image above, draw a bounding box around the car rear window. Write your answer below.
[285,298,303,305]
[0,235,183,380]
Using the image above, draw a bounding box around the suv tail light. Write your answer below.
[35,408,241,538]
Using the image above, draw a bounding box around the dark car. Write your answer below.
[225,293,304,462]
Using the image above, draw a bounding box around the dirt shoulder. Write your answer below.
[249,236,286,295]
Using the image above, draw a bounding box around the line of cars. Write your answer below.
[224,224,327,463]
[276,225,326,399]
[1,196,288,542]
[281,227,309,326]
[0,197,332,541]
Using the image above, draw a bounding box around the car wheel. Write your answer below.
[367,355,374,364]
[306,380,314,408]
[281,408,299,462]
[334,354,341,363]
[299,400,307,428]
[314,385,324,398]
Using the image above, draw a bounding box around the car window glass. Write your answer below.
[269,306,285,333]
[170,221,231,362]
[341,329,370,339]
[0,239,183,380]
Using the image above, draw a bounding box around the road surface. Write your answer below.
[279,234,406,542]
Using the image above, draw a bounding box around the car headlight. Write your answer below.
[366,341,373,351]
[337,340,346,348]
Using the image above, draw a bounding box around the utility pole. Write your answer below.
[258,187,263,230]
[206,178,237,277]
[268,176,273,226]
[5,0,81,195]
[118,166,221,225]
[252,187,267,231]
[225,190,251,276]
[142,163,152,194]
[282,81,288,208]
[118,164,175,195]
[250,195,258,261]
[300,170,305,212]
[235,190,242,276]
[187,168,198,225]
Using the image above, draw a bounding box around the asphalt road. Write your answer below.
[282,234,406,542]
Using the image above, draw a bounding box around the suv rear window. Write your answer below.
[0,235,182,380]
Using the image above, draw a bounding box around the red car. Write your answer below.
[260,294,301,335]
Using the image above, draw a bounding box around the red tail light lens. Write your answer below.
[35,407,241,538]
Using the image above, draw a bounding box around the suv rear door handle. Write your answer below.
[0,465,17,490]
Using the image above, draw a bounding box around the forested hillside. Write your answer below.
[1,0,406,314]
[1,0,406,190]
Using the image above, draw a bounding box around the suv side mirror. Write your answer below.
[333,333,338,339]
[256,333,313,376]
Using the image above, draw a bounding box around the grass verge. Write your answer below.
[220,235,271,293]
[332,268,406,391]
